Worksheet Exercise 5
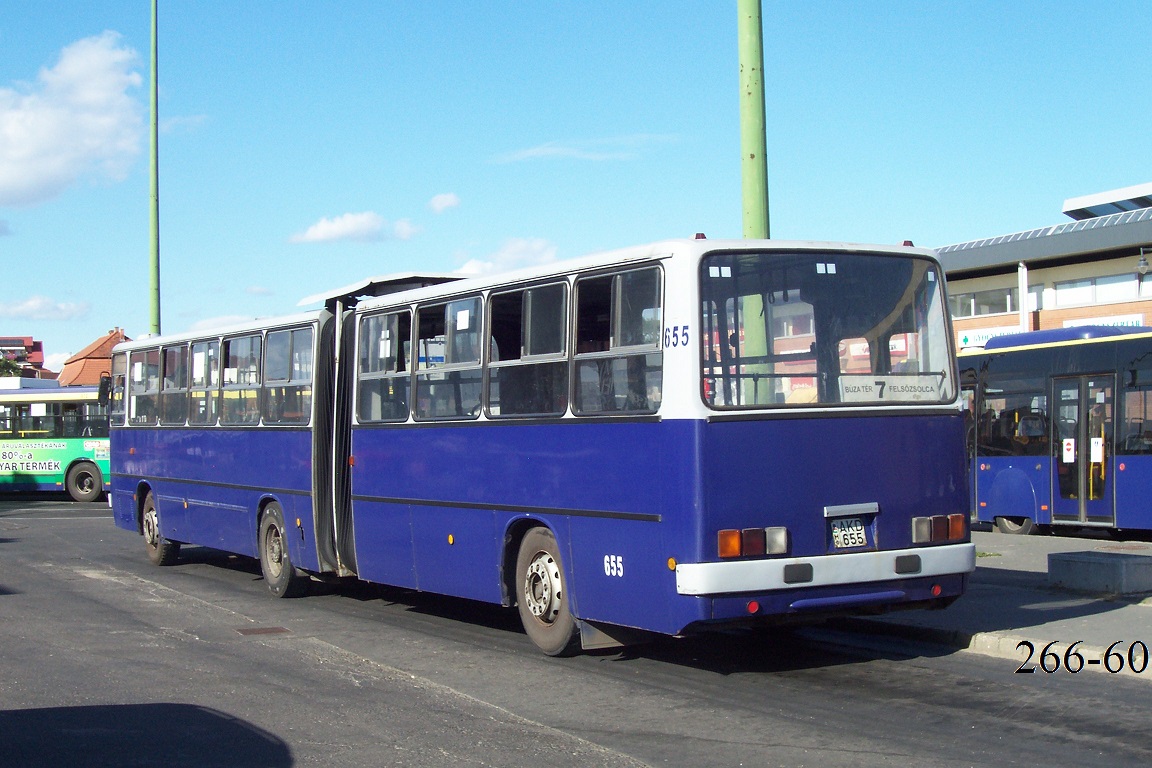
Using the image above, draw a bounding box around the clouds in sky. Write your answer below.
[0,32,143,207]
[289,211,422,243]
[0,295,90,321]
[291,193,457,244]
[428,193,459,213]
[457,237,557,276]
[290,211,388,243]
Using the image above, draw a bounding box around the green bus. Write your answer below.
[0,382,110,501]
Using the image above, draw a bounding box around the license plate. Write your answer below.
[831,517,867,548]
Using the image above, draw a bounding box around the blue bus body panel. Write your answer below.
[701,414,968,556]
[110,427,319,569]
[350,413,968,636]
[113,413,968,637]
[1115,455,1152,530]
[973,458,1050,525]
[349,420,694,614]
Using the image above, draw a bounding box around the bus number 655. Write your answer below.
[664,325,689,348]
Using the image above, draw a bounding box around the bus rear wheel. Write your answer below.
[142,492,180,566]
[515,527,580,656]
[995,515,1036,535]
[259,504,308,598]
[65,462,102,503]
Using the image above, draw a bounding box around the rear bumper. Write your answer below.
[675,542,975,596]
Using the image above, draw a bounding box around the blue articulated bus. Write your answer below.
[111,238,974,655]
[960,325,1152,536]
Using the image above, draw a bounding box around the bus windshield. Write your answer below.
[701,250,955,408]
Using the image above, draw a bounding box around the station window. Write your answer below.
[949,286,1041,318]
[573,267,663,415]
[415,297,483,419]
[221,334,262,425]
[263,327,313,425]
[487,282,568,417]
[358,311,412,422]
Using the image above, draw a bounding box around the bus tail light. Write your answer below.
[948,513,966,539]
[718,530,742,558]
[742,528,766,556]
[718,527,789,558]
[765,526,789,555]
[912,514,968,544]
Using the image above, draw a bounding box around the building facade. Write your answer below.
[938,183,1152,348]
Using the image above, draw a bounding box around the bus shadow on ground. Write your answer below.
[171,546,953,675]
[0,703,292,768]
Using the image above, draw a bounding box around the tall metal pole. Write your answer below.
[149,0,161,334]
[737,0,770,239]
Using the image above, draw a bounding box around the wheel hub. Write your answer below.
[266,527,284,579]
[523,552,562,623]
[142,509,158,546]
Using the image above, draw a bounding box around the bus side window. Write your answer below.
[573,267,662,415]
[264,327,314,425]
[487,283,568,417]
[160,344,189,426]
[1121,386,1152,454]
[129,349,160,425]
[189,340,220,425]
[109,353,127,426]
[414,297,482,420]
[358,311,411,423]
[222,334,262,425]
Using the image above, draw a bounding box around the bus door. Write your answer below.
[960,384,977,520]
[1051,375,1114,526]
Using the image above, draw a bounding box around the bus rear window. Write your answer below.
[701,251,955,408]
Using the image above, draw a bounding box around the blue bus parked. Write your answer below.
[960,325,1152,535]
[111,238,974,655]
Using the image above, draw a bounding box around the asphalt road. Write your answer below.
[2,496,1149,767]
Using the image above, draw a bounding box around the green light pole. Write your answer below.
[149,0,161,334]
[736,0,770,404]
[737,0,770,239]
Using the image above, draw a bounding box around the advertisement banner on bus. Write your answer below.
[0,439,107,475]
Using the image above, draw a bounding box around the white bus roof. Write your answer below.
[349,238,938,313]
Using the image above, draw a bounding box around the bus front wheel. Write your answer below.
[259,504,308,598]
[515,527,580,657]
[65,462,102,503]
[142,492,180,566]
[995,516,1036,535]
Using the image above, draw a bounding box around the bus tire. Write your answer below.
[65,462,103,503]
[995,515,1035,535]
[259,504,308,598]
[142,492,181,566]
[515,527,580,657]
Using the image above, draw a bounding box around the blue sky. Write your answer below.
[2,2,1150,371]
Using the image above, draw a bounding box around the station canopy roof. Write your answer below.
[1062,182,1152,220]
[936,183,1152,277]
